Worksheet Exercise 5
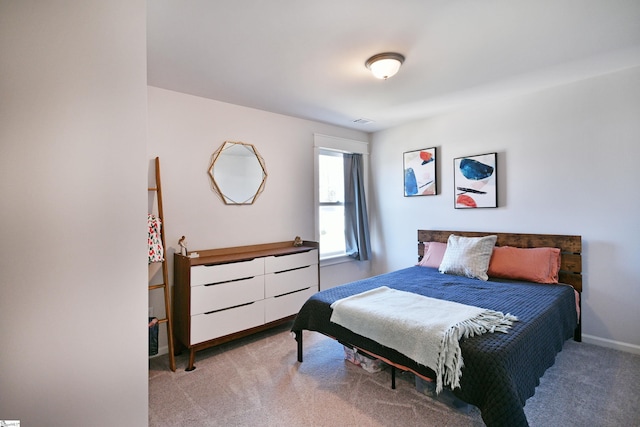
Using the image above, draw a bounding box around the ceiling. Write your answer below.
[147,0,640,133]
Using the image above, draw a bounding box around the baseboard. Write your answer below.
[145,338,640,364]
[149,339,640,358]
[149,344,169,359]
[582,334,640,355]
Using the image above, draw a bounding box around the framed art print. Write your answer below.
[404,147,436,197]
[454,152,497,208]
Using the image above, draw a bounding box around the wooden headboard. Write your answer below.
[418,230,582,292]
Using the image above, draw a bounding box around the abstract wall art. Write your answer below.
[454,152,497,208]
[404,147,437,197]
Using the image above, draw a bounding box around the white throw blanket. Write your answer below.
[330,286,517,393]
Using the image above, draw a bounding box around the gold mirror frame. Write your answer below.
[208,141,267,205]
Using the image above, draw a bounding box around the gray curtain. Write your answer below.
[343,153,371,261]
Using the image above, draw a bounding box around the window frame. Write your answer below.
[318,149,346,259]
[314,134,370,265]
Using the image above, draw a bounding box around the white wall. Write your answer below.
[147,87,372,351]
[370,67,640,352]
[0,2,148,426]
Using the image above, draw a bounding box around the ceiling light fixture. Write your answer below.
[365,52,405,80]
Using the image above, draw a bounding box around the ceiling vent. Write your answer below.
[353,118,373,125]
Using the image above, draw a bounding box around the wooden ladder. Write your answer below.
[148,157,176,372]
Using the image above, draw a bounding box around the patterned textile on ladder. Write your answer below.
[148,213,164,263]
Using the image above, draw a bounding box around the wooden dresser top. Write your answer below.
[177,240,319,267]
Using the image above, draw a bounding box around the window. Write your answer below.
[314,134,371,262]
[318,150,346,258]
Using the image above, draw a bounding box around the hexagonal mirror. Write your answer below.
[208,141,267,205]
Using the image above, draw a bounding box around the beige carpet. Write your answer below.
[149,322,640,426]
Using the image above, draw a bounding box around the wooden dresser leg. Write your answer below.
[186,349,196,371]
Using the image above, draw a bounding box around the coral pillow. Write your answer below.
[417,241,448,268]
[439,234,497,281]
[488,246,561,284]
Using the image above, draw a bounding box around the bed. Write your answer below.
[291,230,582,427]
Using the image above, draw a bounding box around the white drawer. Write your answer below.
[190,275,264,315]
[265,286,316,323]
[264,264,318,298]
[264,249,318,274]
[190,258,264,286]
[190,299,265,345]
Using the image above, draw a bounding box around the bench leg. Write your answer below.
[294,330,303,362]
[391,365,396,389]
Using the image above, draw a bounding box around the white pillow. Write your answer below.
[438,234,498,281]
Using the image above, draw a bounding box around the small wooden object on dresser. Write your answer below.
[173,240,319,371]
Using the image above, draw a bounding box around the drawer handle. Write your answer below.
[204,301,255,314]
[204,276,255,286]
[273,249,312,257]
[274,265,310,275]
[274,287,311,298]
[203,258,256,267]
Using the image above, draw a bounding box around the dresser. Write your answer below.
[173,240,319,371]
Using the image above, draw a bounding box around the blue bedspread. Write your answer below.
[291,266,578,427]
